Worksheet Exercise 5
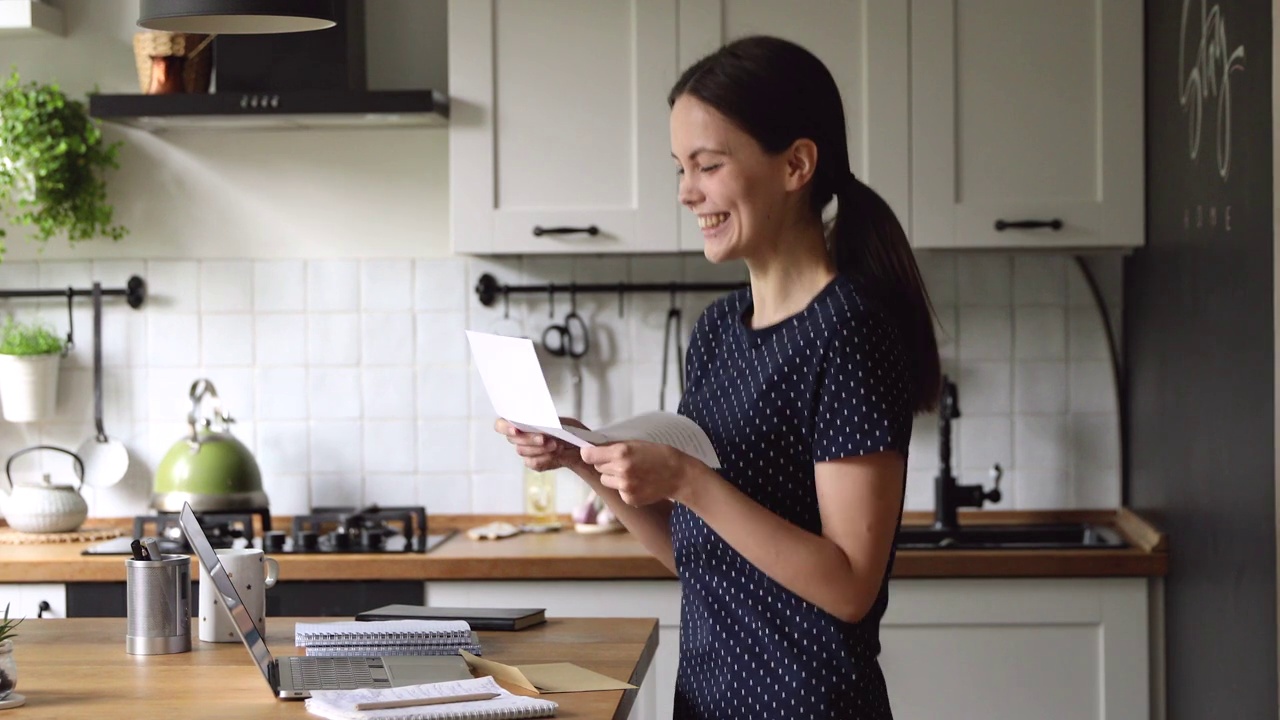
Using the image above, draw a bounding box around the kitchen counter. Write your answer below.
[3,616,657,720]
[0,509,1167,583]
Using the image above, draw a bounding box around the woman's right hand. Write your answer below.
[495,417,590,473]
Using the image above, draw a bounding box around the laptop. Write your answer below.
[178,503,474,699]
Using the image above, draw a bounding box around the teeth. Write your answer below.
[698,213,729,229]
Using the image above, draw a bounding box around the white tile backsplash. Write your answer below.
[12,252,1117,519]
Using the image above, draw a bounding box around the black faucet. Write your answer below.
[933,375,1003,532]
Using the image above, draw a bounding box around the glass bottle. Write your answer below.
[0,640,16,701]
[523,467,558,527]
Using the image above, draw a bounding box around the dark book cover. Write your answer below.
[355,604,547,631]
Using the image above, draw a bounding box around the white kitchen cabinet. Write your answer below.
[909,0,1143,249]
[881,577,1152,719]
[0,583,66,619]
[675,0,910,252]
[425,580,680,720]
[448,0,679,255]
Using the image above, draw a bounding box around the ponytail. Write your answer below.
[833,172,941,414]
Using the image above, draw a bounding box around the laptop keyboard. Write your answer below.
[288,657,391,690]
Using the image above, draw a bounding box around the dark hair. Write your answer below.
[669,35,941,413]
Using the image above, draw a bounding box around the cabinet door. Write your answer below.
[449,0,678,254]
[0,584,66,619]
[910,0,1143,249]
[676,0,910,252]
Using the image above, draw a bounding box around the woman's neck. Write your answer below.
[745,224,836,329]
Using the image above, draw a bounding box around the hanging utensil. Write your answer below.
[78,283,130,489]
[659,292,684,411]
[541,291,589,419]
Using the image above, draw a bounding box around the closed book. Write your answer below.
[356,605,547,631]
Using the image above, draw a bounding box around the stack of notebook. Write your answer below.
[295,620,484,657]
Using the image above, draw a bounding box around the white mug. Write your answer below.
[198,548,279,643]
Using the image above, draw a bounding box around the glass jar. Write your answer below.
[0,640,16,701]
[522,467,558,526]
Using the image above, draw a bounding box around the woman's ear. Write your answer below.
[783,138,818,191]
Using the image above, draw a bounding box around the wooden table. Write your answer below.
[1,617,658,720]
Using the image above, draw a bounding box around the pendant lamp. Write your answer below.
[137,0,335,34]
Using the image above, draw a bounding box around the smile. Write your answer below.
[698,213,729,229]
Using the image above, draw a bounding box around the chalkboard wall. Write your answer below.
[1126,0,1274,716]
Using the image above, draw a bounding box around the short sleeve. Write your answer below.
[812,307,912,463]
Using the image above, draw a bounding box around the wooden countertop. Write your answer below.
[3,616,658,720]
[0,509,1167,583]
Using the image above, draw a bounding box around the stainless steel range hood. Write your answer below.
[89,0,447,131]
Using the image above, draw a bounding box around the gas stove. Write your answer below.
[81,505,455,556]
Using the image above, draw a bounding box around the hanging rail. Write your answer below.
[474,272,746,309]
[0,275,147,309]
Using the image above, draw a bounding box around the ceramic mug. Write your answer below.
[198,548,279,643]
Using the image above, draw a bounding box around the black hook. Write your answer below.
[548,286,556,318]
[64,286,75,354]
[618,283,625,318]
[502,289,510,320]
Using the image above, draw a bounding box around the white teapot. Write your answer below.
[0,445,88,533]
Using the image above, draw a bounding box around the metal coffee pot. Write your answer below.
[152,379,268,513]
[0,445,89,533]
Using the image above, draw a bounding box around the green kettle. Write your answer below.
[152,379,269,513]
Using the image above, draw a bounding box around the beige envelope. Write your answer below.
[460,650,637,694]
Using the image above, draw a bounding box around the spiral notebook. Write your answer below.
[304,676,557,720]
[297,620,475,648]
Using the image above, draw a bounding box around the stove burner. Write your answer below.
[132,509,270,554]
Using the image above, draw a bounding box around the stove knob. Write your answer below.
[264,531,287,552]
[333,530,352,550]
[363,528,385,550]
[298,530,319,552]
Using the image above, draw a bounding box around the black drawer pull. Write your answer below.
[37,600,51,618]
[994,218,1063,231]
[533,225,600,237]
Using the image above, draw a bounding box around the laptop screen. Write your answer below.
[178,503,277,688]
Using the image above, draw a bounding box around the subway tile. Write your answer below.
[418,474,472,514]
[932,305,958,362]
[200,261,253,312]
[417,420,470,473]
[470,417,520,474]
[363,367,416,419]
[954,362,1011,414]
[361,312,414,366]
[1014,362,1067,413]
[1013,469,1072,509]
[262,474,310,516]
[419,366,470,419]
[311,473,362,508]
[365,474,418,506]
[201,314,254,366]
[204,369,254,424]
[1069,361,1116,413]
[255,314,307,366]
[146,314,200,367]
[254,260,306,312]
[256,367,308,420]
[465,256,524,319]
[309,422,363,475]
[255,422,309,476]
[915,251,957,306]
[363,421,416,473]
[415,258,468,311]
[1014,306,1066,360]
[1068,307,1111,361]
[957,415,1012,473]
[146,261,200,313]
[308,368,362,419]
[904,470,935,511]
[957,307,1011,361]
[1012,255,1067,305]
[629,255,683,284]
[307,260,359,312]
[1014,415,1070,478]
[0,262,36,290]
[956,255,1011,305]
[362,260,413,311]
[307,314,360,366]
[470,471,524,514]
[416,312,468,365]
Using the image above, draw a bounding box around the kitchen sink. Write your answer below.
[895,523,1127,550]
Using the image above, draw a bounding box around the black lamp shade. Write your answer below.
[138,0,336,34]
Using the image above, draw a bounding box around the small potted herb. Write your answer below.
[0,69,127,257]
[0,603,21,701]
[0,317,65,422]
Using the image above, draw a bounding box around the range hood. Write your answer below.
[89,0,447,131]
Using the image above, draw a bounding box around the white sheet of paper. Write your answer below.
[465,330,721,468]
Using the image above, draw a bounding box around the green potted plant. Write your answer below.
[0,317,65,422]
[0,602,21,701]
[0,69,127,257]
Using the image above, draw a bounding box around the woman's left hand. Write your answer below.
[579,441,697,507]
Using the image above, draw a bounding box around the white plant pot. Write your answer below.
[0,353,60,423]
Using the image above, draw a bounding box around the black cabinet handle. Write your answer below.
[37,600,51,618]
[994,218,1063,231]
[532,225,600,237]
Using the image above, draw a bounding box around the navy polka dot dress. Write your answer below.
[672,274,913,719]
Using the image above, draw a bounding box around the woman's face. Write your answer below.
[670,94,794,264]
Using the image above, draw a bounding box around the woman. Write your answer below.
[497,35,940,719]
